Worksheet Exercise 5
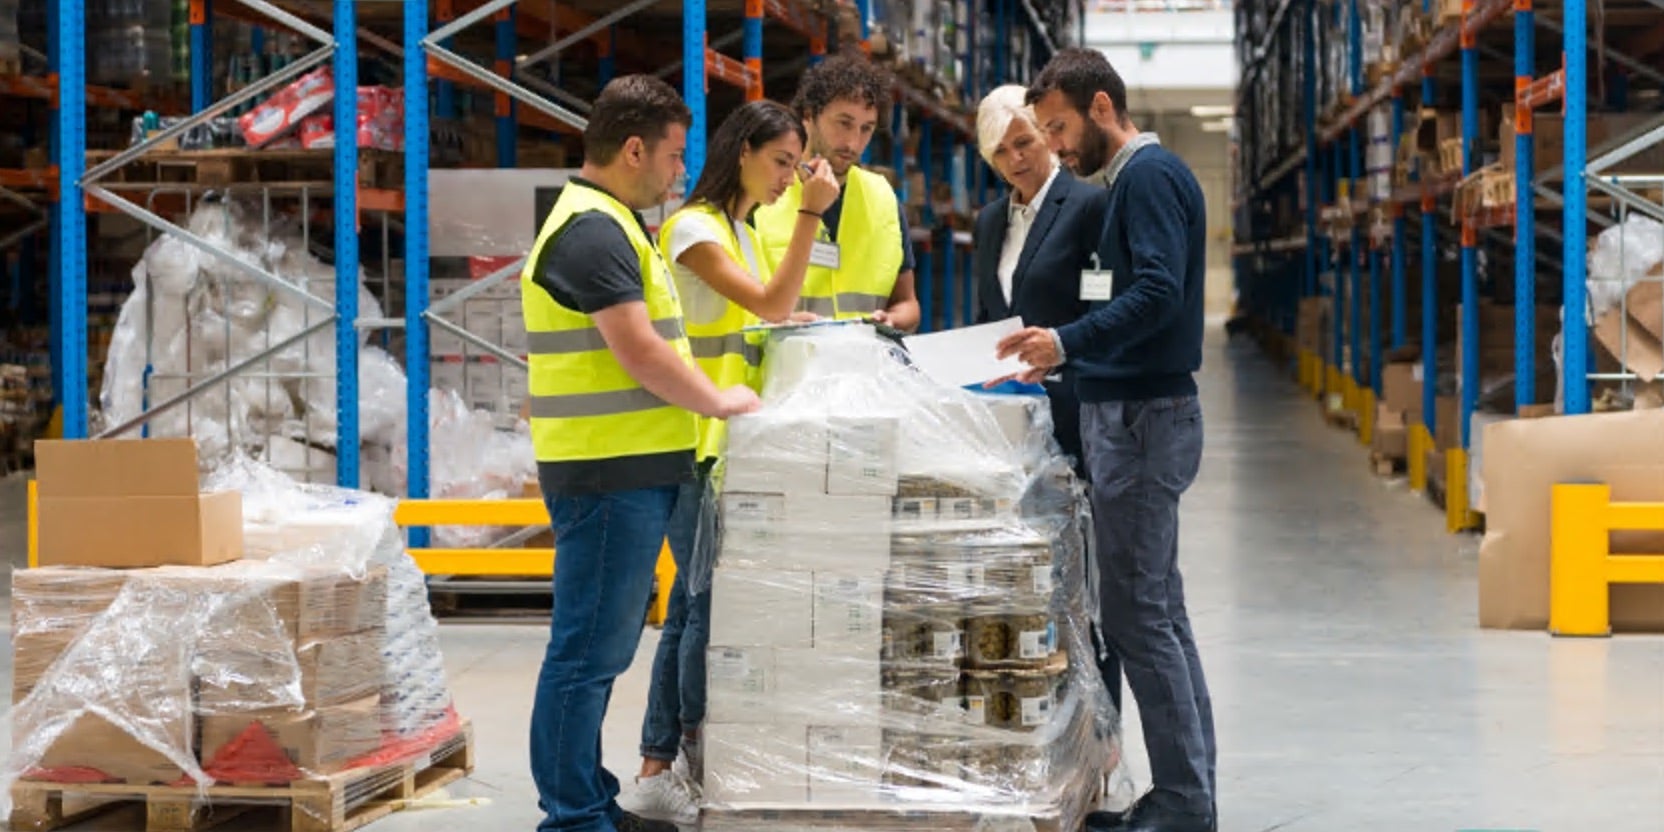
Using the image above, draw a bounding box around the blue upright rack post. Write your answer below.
[1458,1,1478,448]
[1390,90,1406,349]
[1328,146,1343,381]
[1514,0,1534,410]
[334,0,360,487]
[1302,0,1318,306]
[939,126,955,329]
[599,27,616,86]
[744,0,764,100]
[496,8,517,167]
[1347,0,1363,396]
[190,0,213,113]
[1420,58,1437,436]
[1563,0,1589,415]
[684,0,707,189]
[54,0,88,438]
[404,0,431,549]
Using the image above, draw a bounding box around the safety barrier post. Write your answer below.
[1551,484,1664,636]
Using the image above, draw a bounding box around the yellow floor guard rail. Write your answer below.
[1551,483,1664,637]
[395,499,678,625]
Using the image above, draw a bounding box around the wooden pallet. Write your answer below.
[10,722,474,832]
[86,148,403,191]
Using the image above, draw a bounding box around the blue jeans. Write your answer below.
[1082,395,1215,818]
[531,481,680,832]
[640,468,713,761]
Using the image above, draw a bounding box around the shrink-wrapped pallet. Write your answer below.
[700,324,1125,830]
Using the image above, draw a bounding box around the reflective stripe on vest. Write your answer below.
[520,181,698,463]
[753,166,904,322]
[689,331,763,365]
[528,387,672,419]
[526,318,683,354]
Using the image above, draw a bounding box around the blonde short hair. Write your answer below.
[976,84,1042,166]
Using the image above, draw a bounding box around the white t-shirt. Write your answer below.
[667,210,764,326]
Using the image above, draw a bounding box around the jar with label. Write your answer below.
[882,668,960,721]
[883,605,965,667]
[965,670,1057,732]
[966,612,1058,668]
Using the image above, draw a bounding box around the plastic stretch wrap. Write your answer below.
[699,324,1126,831]
[1588,215,1664,319]
[2,459,459,820]
[98,198,536,529]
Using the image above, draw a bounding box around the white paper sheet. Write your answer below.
[902,317,1029,388]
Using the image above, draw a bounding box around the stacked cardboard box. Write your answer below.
[11,564,391,784]
[703,326,1114,823]
[33,439,243,568]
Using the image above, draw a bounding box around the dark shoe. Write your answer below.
[1087,796,1212,832]
[1083,790,1149,831]
[618,810,679,832]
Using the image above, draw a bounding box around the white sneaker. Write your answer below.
[618,770,700,826]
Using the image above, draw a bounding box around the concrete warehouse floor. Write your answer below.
[2,330,1663,831]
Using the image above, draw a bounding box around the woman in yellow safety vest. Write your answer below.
[620,98,840,825]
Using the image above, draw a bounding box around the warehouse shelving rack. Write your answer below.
[1233,0,1664,531]
[18,1,1080,564]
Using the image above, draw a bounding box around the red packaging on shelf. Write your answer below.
[237,66,336,148]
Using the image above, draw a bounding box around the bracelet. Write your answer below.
[798,209,822,218]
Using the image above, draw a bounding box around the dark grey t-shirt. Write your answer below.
[528,179,695,497]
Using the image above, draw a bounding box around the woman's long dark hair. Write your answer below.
[685,100,807,220]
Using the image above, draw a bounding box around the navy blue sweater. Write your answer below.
[1057,145,1207,403]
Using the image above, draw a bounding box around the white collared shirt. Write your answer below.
[997,165,1061,305]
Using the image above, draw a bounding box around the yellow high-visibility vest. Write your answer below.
[754,166,903,320]
[520,181,697,463]
[657,202,766,461]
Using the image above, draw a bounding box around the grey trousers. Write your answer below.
[1082,395,1216,816]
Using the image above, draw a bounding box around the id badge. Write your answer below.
[810,240,842,269]
[1080,269,1114,302]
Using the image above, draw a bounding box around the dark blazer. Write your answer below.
[973,168,1108,475]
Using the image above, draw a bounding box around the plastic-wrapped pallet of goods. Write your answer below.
[1,459,468,829]
[700,324,1127,832]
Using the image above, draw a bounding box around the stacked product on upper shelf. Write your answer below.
[699,324,1127,831]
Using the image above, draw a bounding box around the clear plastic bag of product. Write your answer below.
[696,322,1127,831]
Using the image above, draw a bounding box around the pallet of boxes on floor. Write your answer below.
[7,439,472,832]
[697,323,1127,832]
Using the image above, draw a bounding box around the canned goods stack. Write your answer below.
[701,323,1121,830]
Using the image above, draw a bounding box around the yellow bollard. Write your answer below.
[1445,449,1480,532]
[1550,484,1613,637]
[1406,423,1432,492]
[1357,388,1376,445]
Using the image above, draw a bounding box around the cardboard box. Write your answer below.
[199,629,386,710]
[155,564,388,642]
[1435,395,1461,450]
[1383,362,1424,420]
[711,568,813,649]
[704,722,809,806]
[776,649,882,726]
[721,495,891,573]
[812,572,885,654]
[806,725,885,806]
[1371,405,1408,459]
[200,694,384,775]
[31,711,190,784]
[1479,411,1664,631]
[10,567,131,699]
[34,439,244,568]
[725,416,829,495]
[1593,278,1664,383]
[705,646,779,724]
[826,416,900,496]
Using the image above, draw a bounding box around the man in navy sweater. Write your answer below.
[996,48,1215,832]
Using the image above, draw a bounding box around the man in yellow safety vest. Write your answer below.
[754,54,921,331]
[520,75,760,832]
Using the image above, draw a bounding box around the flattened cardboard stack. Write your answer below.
[702,326,1116,830]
